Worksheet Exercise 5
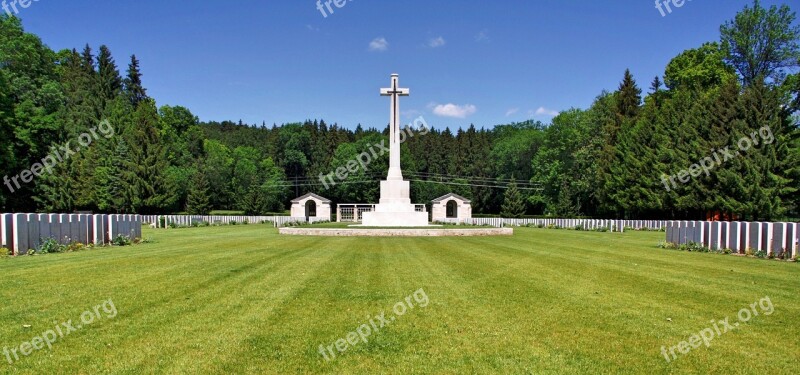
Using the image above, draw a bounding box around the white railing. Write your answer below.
[336,204,376,222]
[336,204,428,222]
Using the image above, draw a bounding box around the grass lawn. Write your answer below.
[1,225,798,374]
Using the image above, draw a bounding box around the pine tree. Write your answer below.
[81,44,95,75]
[617,69,642,119]
[125,99,175,214]
[123,55,147,108]
[33,162,75,213]
[109,138,135,213]
[96,45,122,114]
[239,178,268,216]
[650,76,664,107]
[704,79,746,218]
[501,179,526,218]
[739,79,796,220]
[186,167,212,215]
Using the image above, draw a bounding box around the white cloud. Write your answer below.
[475,30,490,42]
[505,108,519,117]
[306,24,319,32]
[532,107,560,117]
[431,103,477,119]
[369,37,389,52]
[428,36,446,48]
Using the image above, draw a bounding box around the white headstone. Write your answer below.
[0,213,11,249]
[772,223,787,257]
[48,214,59,245]
[710,222,722,250]
[12,214,28,255]
[37,214,50,243]
[762,222,773,255]
[791,223,798,259]
[749,222,761,252]
[27,213,40,252]
[728,222,740,252]
[58,214,69,243]
[93,214,106,245]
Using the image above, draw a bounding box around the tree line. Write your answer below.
[0,1,798,219]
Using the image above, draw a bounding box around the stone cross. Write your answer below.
[380,74,409,181]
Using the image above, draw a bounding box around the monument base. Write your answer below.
[359,179,429,227]
[361,210,429,227]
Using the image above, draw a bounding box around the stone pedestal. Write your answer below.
[362,179,428,226]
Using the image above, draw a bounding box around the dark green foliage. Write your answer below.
[500,179,525,218]
[617,69,642,119]
[186,167,212,215]
[124,55,147,107]
[111,234,132,246]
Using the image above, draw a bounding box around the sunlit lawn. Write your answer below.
[1,225,798,374]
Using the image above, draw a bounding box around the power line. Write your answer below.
[260,178,542,191]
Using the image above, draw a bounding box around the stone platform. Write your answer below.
[278,227,513,237]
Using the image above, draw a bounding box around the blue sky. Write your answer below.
[12,0,789,130]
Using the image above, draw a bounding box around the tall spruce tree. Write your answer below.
[124,55,147,108]
[125,99,174,213]
[96,45,122,115]
[501,179,526,218]
[186,166,212,215]
[617,69,642,119]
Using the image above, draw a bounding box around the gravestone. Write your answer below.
[27,214,40,252]
[720,222,730,249]
[692,221,702,243]
[749,222,761,252]
[772,223,786,258]
[69,214,80,244]
[702,222,711,249]
[762,222,773,255]
[727,222,740,252]
[1,213,11,249]
[38,214,50,243]
[93,214,106,244]
[12,214,28,255]
[48,214,59,245]
[710,222,722,250]
[59,214,69,243]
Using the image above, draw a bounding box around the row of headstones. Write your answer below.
[447,218,667,231]
[0,213,142,255]
[666,221,799,258]
[140,215,308,228]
